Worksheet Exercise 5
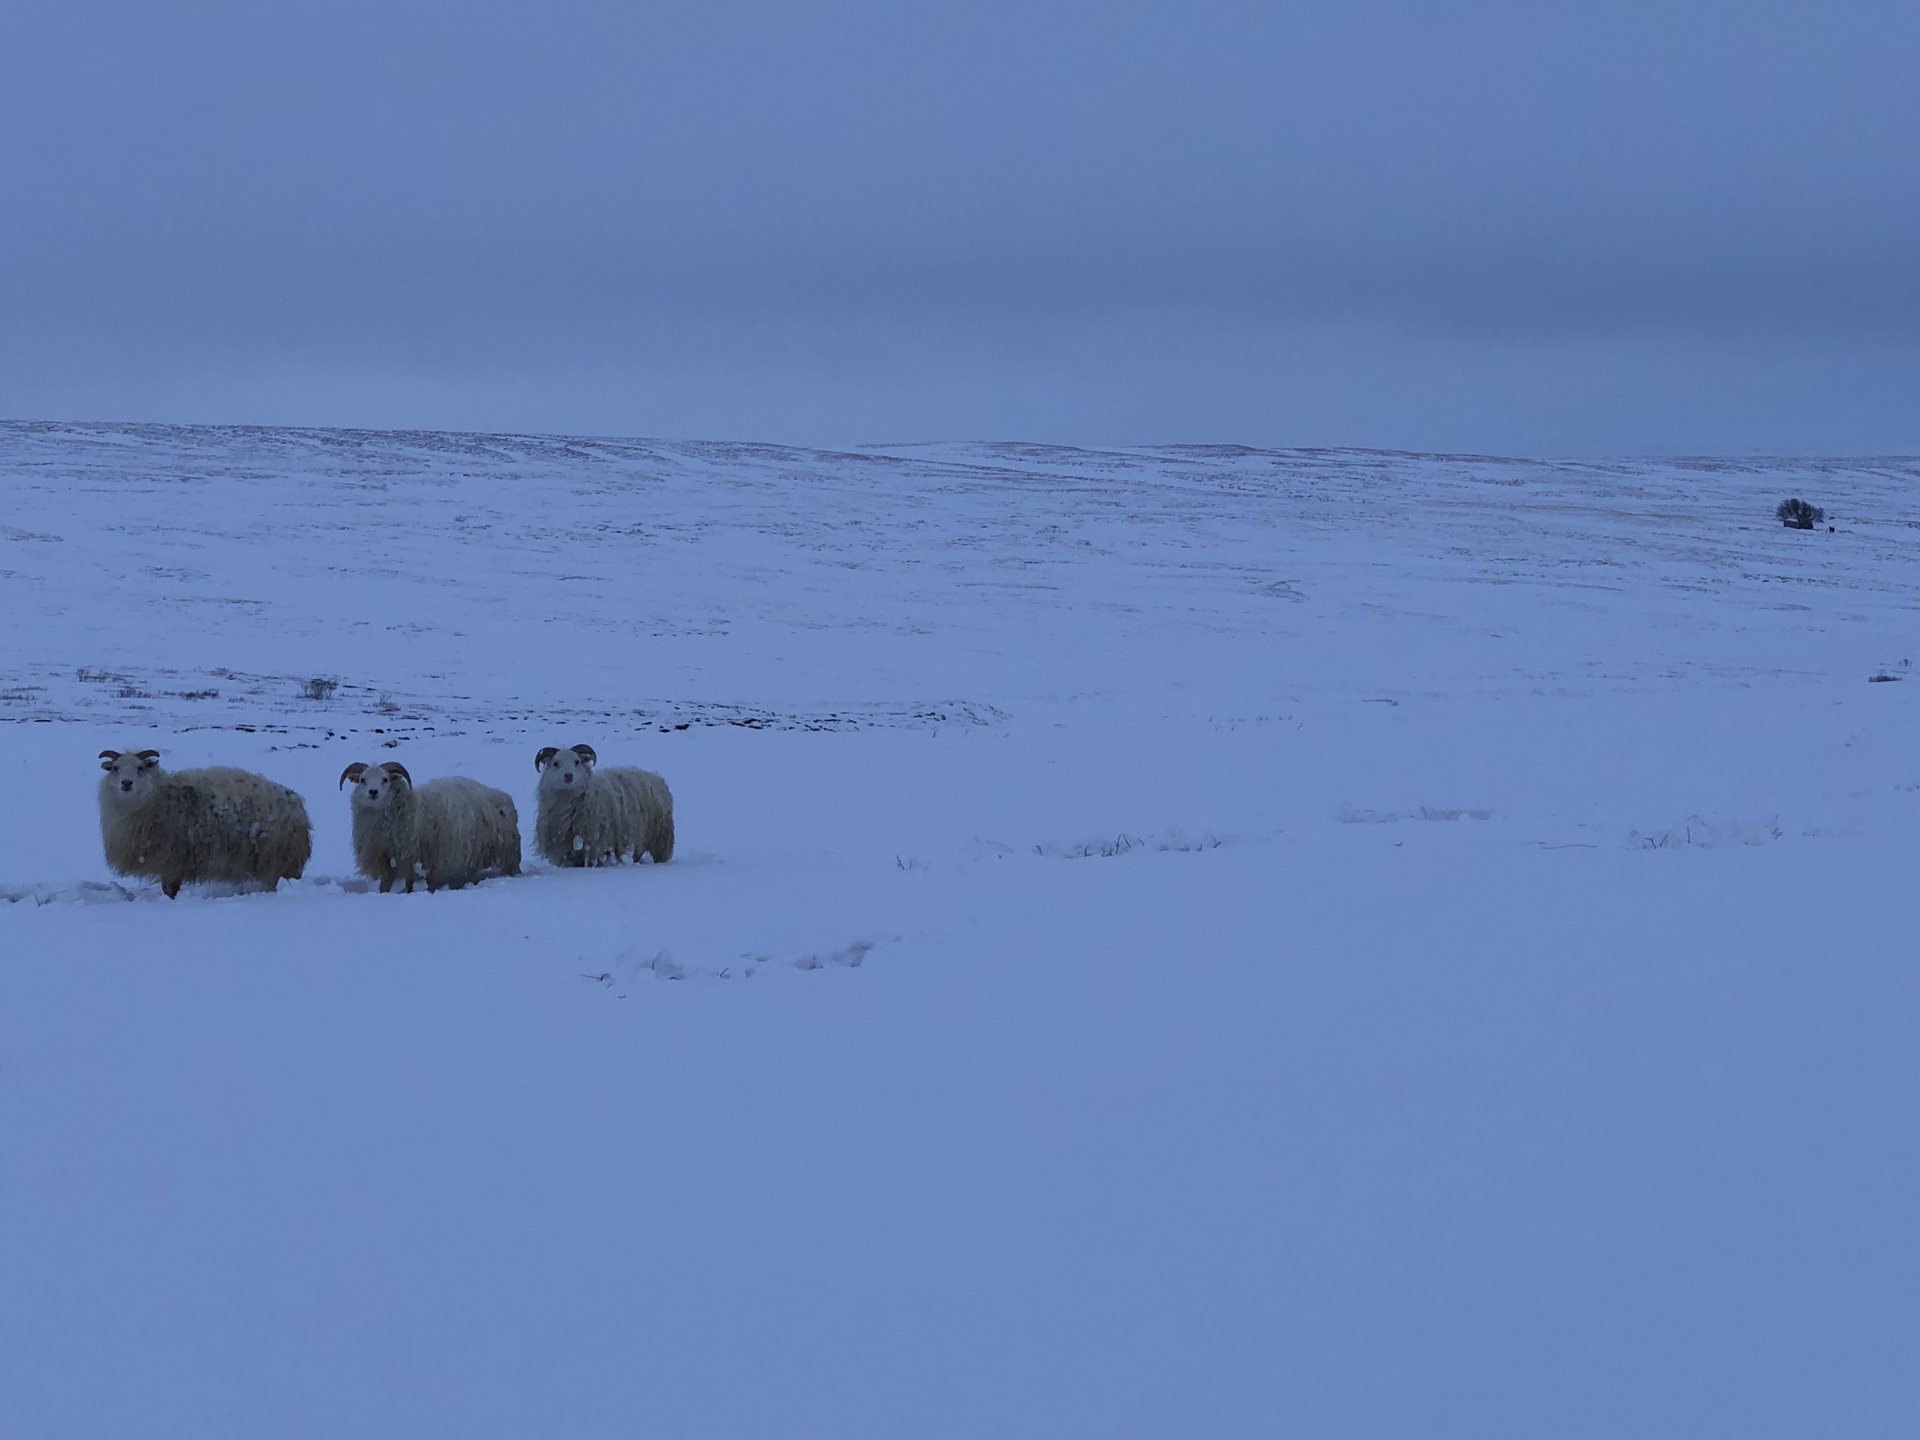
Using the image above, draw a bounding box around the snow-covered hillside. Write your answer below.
[3,422,1916,1437]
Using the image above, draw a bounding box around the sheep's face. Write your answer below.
[340,761,412,812]
[536,744,596,792]
[98,749,162,804]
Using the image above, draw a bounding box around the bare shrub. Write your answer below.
[1776,497,1825,529]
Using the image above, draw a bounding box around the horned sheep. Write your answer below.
[338,760,522,893]
[533,743,674,867]
[97,748,313,898]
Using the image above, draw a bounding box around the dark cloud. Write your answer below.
[3,0,1915,450]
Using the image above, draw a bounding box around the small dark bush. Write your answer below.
[1777,497,1825,529]
[301,676,339,701]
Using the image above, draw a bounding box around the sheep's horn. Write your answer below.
[98,750,120,761]
[135,749,160,761]
[380,761,412,784]
[535,746,558,772]
[573,744,597,765]
[339,762,368,789]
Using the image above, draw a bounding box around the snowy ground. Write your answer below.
[2,422,1917,1437]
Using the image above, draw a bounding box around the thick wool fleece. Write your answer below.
[535,757,673,868]
[99,765,311,897]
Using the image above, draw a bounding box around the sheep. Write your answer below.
[532,743,674,868]
[338,760,522,893]
[97,748,312,898]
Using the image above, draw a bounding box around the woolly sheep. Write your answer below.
[532,743,674,868]
[97,748,312,898]
[338,760,522,893]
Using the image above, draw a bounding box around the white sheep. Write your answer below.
[97,748,313,898]
[338,760,522,893]
[533,743,674,868]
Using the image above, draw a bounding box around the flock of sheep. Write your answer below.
[95,743,673,898]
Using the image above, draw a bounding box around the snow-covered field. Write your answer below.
[3,421,1917,1437]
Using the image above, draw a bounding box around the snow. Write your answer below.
[2,421,1917,1437]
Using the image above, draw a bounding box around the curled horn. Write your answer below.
[573,743,597,765]
[339,762,369,790]
[535,746,559,772]
[380,761,412,785]
[99,749,120,762]
[135,749,160,768]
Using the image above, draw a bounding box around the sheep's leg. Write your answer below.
[645,826,670,864]
[161,874,184,899]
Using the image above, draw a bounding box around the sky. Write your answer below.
[3,0,1916,454]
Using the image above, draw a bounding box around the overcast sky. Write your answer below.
[3,0,1915,453]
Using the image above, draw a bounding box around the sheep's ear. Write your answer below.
[339,762,368,790]
[381,761,412,785]
[99,750,120,769]
[535,746,559,772]
[135,750,160,768]
[573,744,597,766]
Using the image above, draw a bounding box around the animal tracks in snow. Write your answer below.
[592,939,877,989]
